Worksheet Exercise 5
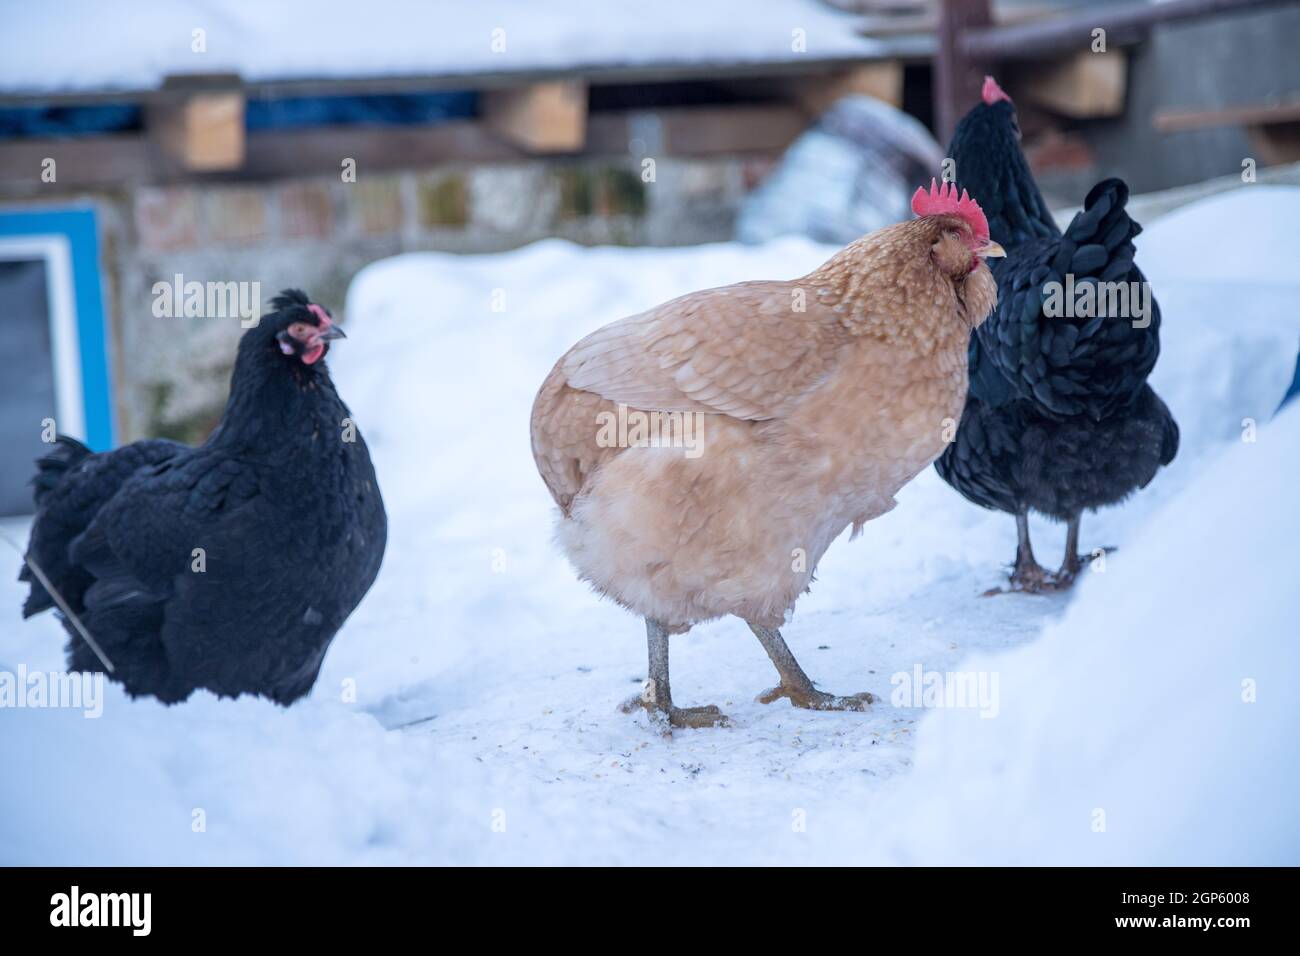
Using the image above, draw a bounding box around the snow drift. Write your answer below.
[1,187,1296,865]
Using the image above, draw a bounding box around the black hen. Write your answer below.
[935,78,1178,592]
[19,290,387,703]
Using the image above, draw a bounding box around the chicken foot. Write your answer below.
[621,618,730,729]
[1054,515,1116,588]
[1002,507,1061,593]
[748,622,873,711]
[982,508,1058,595]
[986,511,1117,595]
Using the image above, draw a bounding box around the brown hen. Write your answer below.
[531,183,1003,728]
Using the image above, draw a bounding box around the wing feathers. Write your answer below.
[560,282,848,422]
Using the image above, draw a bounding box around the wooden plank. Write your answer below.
[1154,99,1300,132]
[240,121,524,177]
[0,134,154,190]
[1022,50,1128,118]
[0,104,806,191]
[483,80,588,153]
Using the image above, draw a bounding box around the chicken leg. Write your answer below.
[1054,515,1116,588]
[1054,514,1085,586]
[621,618,729,729]
[748,622,872,711]
[1004,507,1058,594]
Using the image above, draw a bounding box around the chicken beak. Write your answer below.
[978,240,1007,259]
[318,324,347,341]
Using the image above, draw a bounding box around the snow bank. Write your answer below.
[1137,185,1300,285]
[1141,186,1300,456]
[822,402,1300,864]
[2,186,1296,865]
[0,1,882,94]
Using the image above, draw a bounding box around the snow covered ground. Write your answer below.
[2,187,1298,865]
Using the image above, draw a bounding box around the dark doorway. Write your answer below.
[0,258,56,516]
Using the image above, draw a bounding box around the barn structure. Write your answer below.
[0,0,1296,514]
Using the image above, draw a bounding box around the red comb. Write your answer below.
[982,75,1011,106]
[307,303,331,324]
[911,179,990,243]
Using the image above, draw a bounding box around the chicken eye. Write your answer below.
[288,322,311,339]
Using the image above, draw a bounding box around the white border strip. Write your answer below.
[0,234,84,440]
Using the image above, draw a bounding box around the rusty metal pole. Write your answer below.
[935,0,993,148]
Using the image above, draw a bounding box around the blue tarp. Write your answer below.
[0,92,477,139]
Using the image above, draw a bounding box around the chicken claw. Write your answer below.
[747,622,872,713]
[756,684,873,711]
[623,619,731,732]
[1007,559,1061,594]
[983,509,1065,595]
[620,694,730,730]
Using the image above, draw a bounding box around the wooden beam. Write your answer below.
[242,121,524,176]
[962,0,1290,61]
[1154,98,1300,165]
[0,105,807,192]
[0,134,153,191]
[482,80,588,153]
[1153,98,1300,132]
[935,0,992,145]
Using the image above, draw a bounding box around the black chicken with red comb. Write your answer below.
[19,290,387,703]
[935,77,1178,592]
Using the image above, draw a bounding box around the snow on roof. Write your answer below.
[0,0,887,96]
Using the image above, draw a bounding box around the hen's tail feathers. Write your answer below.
[1061,178,1139,268]
[2,530,116,672]
[1002,176,1157,421]
[1159,403,1180,467]
[20,435,92,616]
[29,435,92,508]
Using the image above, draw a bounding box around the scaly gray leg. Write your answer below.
[747,621,871,711]
[1055,515,1116,588]
[1004,507,1058,594]
[620,618,728,729]
[1056,514,1084,585]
